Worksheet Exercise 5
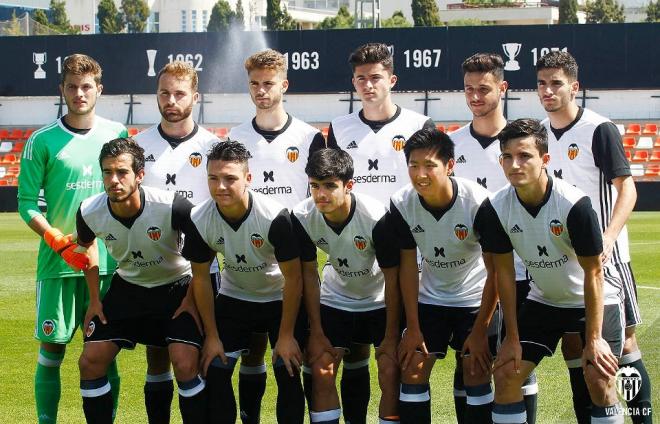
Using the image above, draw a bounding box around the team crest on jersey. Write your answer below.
[250,233,264,248]
[286,147,300,163]
[42,320,55,336]
[189,152,203,168]
[391,135,406,152]
[549,219,564,236]
[454,224,469,240]
[147,226,162,241]
[86,321,95,338]
[567,144,579,160]
[353,235,368,251]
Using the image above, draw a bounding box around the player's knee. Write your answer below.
[584,365,616,407]
[622,330,638,354]
[377,355,399,389]
[78,350,108,377]
[311,353,338,387]
[493,361,524,391]
[400,358,429,384]
[169,348,198,381]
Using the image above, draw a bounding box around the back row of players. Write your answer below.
[17,43,650,423]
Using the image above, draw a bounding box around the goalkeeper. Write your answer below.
[17,54,127,424]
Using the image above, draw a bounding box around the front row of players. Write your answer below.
[75,120,625,423]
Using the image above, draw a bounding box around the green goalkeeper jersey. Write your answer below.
[18,117,128,280]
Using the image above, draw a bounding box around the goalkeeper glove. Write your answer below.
[44,228,89,271]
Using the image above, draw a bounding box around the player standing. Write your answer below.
[390,128,497,424]
[134,61,220,423]
[184,141,305,424]
[227,49,324,422]
[17,54,125,423]
[536,51,651,423]
[76,138,206,424]
[476,118,624,424]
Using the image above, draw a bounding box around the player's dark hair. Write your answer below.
[498,118,548,155]
[404,127,454,165]
[536,51,578,81]
[99,137,145,174]
[305,148,354,183]
[207,140,251,167]
[349,43,393,73]
[61,54,103,85]
[461,53,504,81]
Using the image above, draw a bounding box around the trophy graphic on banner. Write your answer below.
[33,52,47,79]
[146,49,158,77]
[502,43,521,71]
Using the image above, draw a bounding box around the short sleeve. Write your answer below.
[474,199,513,254]
[267,209,300,262]
[76,207,95,245]
[181,219,216,263]
[291,213,317,262]
[566,196,603,257]
[591,122,631,182]
[372,213,400,267]
[388,202,417,249]
[171,194,194,232]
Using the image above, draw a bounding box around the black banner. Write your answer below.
[0,23,657,96]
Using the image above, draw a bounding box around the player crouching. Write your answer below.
[76,138,205,423]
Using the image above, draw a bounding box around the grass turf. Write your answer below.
[0,211,657,423]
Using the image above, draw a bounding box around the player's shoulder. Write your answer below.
[95,116,127,133]
[289,115,323,138]
[398,107,431,124]
[28,119,61,144]
[142,186,176,204]
[250,190,288,218]
[353,192,388,219]
[191,124,221,147]
[579,108,610,127]
[450,123,472,140]
[455,176,490,204]
[552,177,588,205]
[391,183,416,206]
[228,120,254,138]
[292,196,317,219]
[191,197,216,220]
[80,191,108,214]
[331,111,360,128]
[132,124,159,142]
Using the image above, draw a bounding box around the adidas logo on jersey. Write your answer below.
[316,238,328,245]
[347,141,358,149]
[145,154,155,162]
[456,155,467,164]
[510,225,523,234]
[411,225,425,233]
[215,237,225,245]
[105,234,117,241]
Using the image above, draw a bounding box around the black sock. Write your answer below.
[177,375,207,424]
[620,354,653,423]
[567,360,591,424]
[274,364,304,424]
[302,365,313,412]
[206,358,237,424]
[453,364,467,424]
[399,383,431,424]
[144,372,174,424]
[522,371,538,424]
[81,376,113,424]
[465,382,493,424]
[340,360,370,424]
[238,364,267,424]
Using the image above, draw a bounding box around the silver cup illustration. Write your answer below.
[502,43,521,71]
[33,52,47,79]
[146,49,158,77]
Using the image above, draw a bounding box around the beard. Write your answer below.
[159,102,193,123]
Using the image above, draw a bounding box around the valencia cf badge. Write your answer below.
[391,135,406,152]
[286,146,300,163]
[549,219,564,236]
[42,320,55,336]
[147,226,162,241]
[189,152,203,168]
[567,143,579,160]
[353,235,367,251]
[251,233,264,248]
[86,321,95,338]
[454,224,469,241]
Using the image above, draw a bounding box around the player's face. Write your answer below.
[352,63,397,105]
[102,153,144,203]
[500,136,549,188]
[207,160,252,208]
[60,73,102,116]
[157,73,198,123]
[537,68,579,113]
[248,68,288,110]
[463,72,507,118]
[309,177,353,215]
[407,148,454,198]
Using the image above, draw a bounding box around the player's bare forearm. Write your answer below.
[27,214,52,238]
[578,255,605,342]
[493,252,518,340]
[472,253,498,331]
[605,176,637,242]
[301,260,323,335]
[278,257,303,338]
[399,249,421,331]
[81,240,101,303]
[382,266,401,339]
[191,261,219,339]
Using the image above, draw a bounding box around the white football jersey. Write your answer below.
[390,177,490,307]
[77,187,191,288]
[229,115,323,208]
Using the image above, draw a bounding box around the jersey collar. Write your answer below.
[549,107,584,141]
[157,122,199,149]
[515,174,554,218]
[358,105,401,134]
[251,114,293,143]
[215,191,253,232]
[418,177,458,221]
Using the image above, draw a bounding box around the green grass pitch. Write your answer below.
[0,212,658,423]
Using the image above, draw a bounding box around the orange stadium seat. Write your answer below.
[7,129,23,140]
[0,129,9,140]
[1,154,17,164]
[626,123,642,135]
[0,179,8,186]
[321,127,329,137]
[215,128,228,138]
[642,123,658,135]
[625,149,632,161]
[632,150,649,162]
[650,149,660,162]
[23,128,34,139]
[11,141,25,153]
[447,124,461,133]
[636,137,653,149]
[436,124,446,133]
[622,136,636,148]
[128,127,139,136]
[645,164,660,177]
[7,166,19,176]
[655,137,660,147]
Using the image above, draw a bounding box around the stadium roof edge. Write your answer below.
[0,0,48,9]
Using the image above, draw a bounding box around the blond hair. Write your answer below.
[157,61,199,91]
[244,49,287,77]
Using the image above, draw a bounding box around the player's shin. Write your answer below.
[274,361,305,424]
[341,358,371,424]
[35,347,64,424]
[206,356,238,424]
[144,371,174,424]
[399,383,431,424]
[177,375,207,424]
[81,376,113,424]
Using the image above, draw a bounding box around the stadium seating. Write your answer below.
[656,137,660,148]
[447,124,461,133]
[0,129,8,140]
[215,127,228,137]
[321,127,329,137]
[650,150,660,162]
[646,164,660,177]
[636,137,654,149]
[11,141,24,153]
[622,136,636,148]
[632,150,649,162]
[23,128,34,139]
[128,127,139,136]
[1,154,18,164]
[0,142,12,153]
[626,123,642,135]
[630,164,645,177]
[643,123,658,135]
[616,124,625,135]
[436,124,446,133]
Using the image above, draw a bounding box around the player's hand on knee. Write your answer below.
[398,327,428,371]
[376,335,399,364]
[307,331,337,366]
[172,292,202,333]
[462,328,492,376]
[84,300,106,336]
[44,228,89,271]
[201,336,227,377]
[582,337,618,378]
[273,335,302,377]
[493,335,521,374]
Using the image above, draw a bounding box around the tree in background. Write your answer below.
[50,0,78,33]
[98,0,124,33]
[266,0,297,30]
[447,18,489,25]
[32,9,55,34]
[121,0,149,33]
[207,0,237,31]
[646,0,660,21]
[411,0,441,27]
[559,0,579,23]
[585,0,625,22]
[316,5,354,29]
[235,0,245,28]
[381,10,412,27]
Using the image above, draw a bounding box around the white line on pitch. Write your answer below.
[637,285,660,290]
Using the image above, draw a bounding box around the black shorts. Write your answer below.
[320,304,386,352]
[518,300,625,365]
[84,274,202,349]
[415,303,479,359]
[498,279,533,342]
[616,262,641,327]
[215,294,307,355]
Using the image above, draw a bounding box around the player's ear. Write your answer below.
[500,80,508,95]
[389,73,398,88]
[446,158,455,175]
[97,83,103,96]
[136,168,145,184]
[345,179,354,192]
[192,91,200,103]
[281,79,289,93]
[541,153,550,168]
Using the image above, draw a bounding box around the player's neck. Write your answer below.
[110,189,141,218]
[471,111,507,138]
[160,118,195,139]
[218,193,250,222]
[547,102,579,130]
[515,173,548,207]
[361,100,397,122]
[422,182,453,210]
[63,112,95,131]
[254,106,288,131]
[323,195,352,226]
